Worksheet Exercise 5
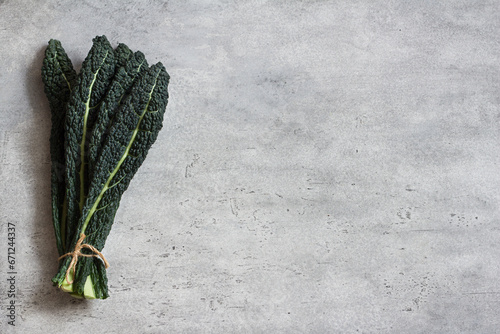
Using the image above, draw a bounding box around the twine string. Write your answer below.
[58,233,109,284]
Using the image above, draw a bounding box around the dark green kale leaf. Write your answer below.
[88,50,148,182]
[41,39,77,256]
[64,36,116,250]
[114,43,133,68]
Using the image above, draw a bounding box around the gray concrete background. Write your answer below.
[0,0,499,333]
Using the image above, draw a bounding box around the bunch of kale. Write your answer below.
[41,35,169,299]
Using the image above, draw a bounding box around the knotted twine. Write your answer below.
[58,233,110,284]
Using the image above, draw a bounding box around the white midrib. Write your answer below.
[79,51,109,212]
[61,72,71,93]
[54,49,72,93]
[80,70,160,234]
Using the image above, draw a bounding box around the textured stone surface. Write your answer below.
[0,0,499,332]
